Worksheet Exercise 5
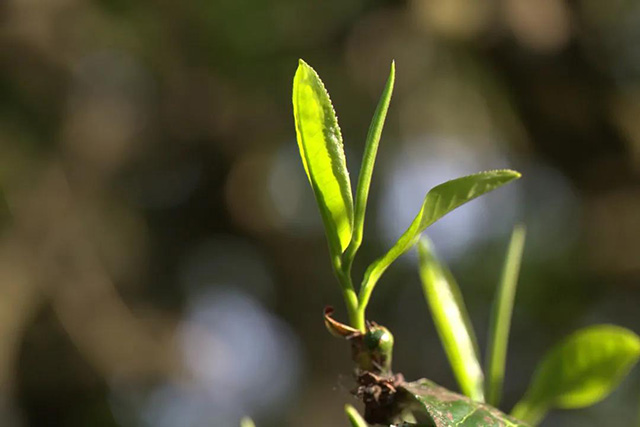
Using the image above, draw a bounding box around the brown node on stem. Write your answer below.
[323,306,405,424]
[354,370,405,425]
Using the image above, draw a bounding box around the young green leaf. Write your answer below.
[511,325,640,425]
[343,61,395,269]
[400,379,530,426]
[485,224,527,407]
[418,238,485,402]
[358,170,521,313]
[293,59,354,259]
[345,404,369,427]
[239,417,256,427]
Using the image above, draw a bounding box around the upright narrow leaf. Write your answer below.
[239,417,256,427]
[293,60,354,257]
[400,379,530,426]
[418,238,485,402]
[486,224,527,406]
[512,325,640,425]
[345,404,369,427]
[359,170,520,309]
[344,61,395,267]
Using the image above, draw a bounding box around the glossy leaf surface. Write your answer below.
[418,238,484,402]
[511,325,640,425]
[359,170,521,319]
[293,59,354,257]
[401,379,529,427]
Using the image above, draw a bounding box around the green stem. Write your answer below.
[342,275,362,331]
[354,272,380,331]
[333,255,363,332]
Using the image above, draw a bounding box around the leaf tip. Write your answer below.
[388,60,396,84]
[487,169,521,180]
[295,59,313,80]
[417,235,433,253]
[489,168,522,183]
[510,169,522,179]
[239,417,256,427]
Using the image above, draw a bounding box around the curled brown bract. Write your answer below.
[323,306,361,338]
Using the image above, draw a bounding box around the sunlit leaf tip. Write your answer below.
[358,169,521,312]
[239,417,256,427]
[293,59,354,256]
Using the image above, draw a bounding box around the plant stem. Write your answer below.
[342,275,362,331]
[333,255,363,331]
[354,273,380,331]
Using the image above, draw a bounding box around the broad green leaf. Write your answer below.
[485,225,527,406]
[418,238,484,402]
[512,325,640,425]
[400,379,530,426]
[344,61,395,267]
[345,404,368,427]
[359,170,521,312]
[239,417,256,427]
[293,59,354,257]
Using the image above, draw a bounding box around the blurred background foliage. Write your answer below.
[1,0,640,426]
